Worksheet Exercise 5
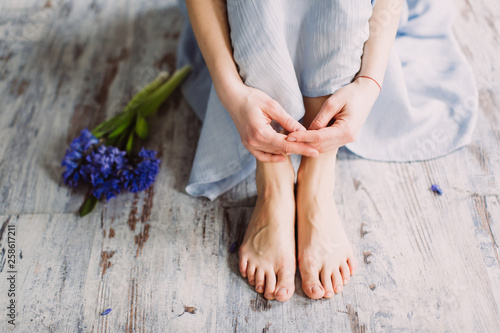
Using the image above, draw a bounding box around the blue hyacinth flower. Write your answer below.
[61,128,99,187]
[85,145,128,201]
[121,148,161,193]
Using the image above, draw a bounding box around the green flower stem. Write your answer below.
[79,194,98,217]
[115,126,129,150]
[125,72,170,113]
[134,114,149,139]
[126,132,134,154]
[138,65,191,118]
[108,121,132,138]
[91,71,170,138]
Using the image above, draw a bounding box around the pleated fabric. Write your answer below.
[176,0,478,200]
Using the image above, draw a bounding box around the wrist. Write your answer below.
[353,75,382,94]
[352,76,381,98]
[355,68,384,87]
[214,76,248,112]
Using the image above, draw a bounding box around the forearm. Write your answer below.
[185,0,243,103]
[357,0,402,86]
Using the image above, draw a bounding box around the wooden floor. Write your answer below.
[0,0,499,332]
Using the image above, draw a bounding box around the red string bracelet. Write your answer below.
[355,75,381,91]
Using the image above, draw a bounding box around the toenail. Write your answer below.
[311,286,321,294]
[249,280,254,285]
[276,288,287,296]
[256,286,263,293]
[325,292,334,297]
[335,285,343,293]
[265,293,273,299]
[344,279,349,284]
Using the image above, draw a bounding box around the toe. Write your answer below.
[247,263,257,286]
[340,262,350,285]
[274,268,295,302]
[264,270,277,300]
[255,267,266,293]
[332,269,343,294]
[320,268,334,298]
[239,257,248,278]
[300,262,325,299]
[347,255,357,275]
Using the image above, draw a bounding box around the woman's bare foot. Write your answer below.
[294,95,357,299]
[238,157,297,301]
[296,149,357,299]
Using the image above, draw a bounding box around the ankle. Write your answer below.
[296,155,337,195]
[256,158,295,198]
[257,176,295,199]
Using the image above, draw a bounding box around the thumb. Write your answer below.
[309,97,344,130]
[265,100,306,132]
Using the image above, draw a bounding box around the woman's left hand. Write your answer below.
[286,77,380,153]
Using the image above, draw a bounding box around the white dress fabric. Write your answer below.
[175,0,478,200]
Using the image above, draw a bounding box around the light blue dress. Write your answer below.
[176,0,478,200]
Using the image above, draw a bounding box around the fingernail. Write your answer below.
[325,292,334,297]
[312,152,319,158]
[276,288,287,296]
[287,137,297,142]
[312,286,321,294]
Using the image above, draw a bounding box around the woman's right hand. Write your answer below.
[219,83,319,162]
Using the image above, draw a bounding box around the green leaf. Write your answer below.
[79,195,98,217]
[115,128,129,150]
[126,132,134,154]
[135,114,149,139]
[91,72,170,138]
[105,135,119,147]
[125,71,170,113]
[138,65,191,119]
[91,111,136,139]
[108,121,132,138]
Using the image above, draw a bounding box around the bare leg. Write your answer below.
[296,95,357,299]
[238,153,296,302]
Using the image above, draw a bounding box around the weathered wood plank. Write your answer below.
[0,214,96,332]
[78,199,220,333]
[0,198,221,332]
[0,0,499,331]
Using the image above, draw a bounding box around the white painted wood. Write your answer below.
[0,0,499,331]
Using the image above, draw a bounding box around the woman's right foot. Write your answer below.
[296,149,357,299]
[295,95,357,300]
[238,157,297,302]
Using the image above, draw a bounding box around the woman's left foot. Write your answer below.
[296,150,357,299]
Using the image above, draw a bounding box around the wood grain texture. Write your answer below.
[0,0,499,331]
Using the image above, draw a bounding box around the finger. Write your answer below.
[286,129,324,144]
[264,100,306,133]
[286,127,344,149]
[251,141,287,156]
[251,149,287,163]
[255,130,304,155]
[271,135,319,157]
[309,97,345,130]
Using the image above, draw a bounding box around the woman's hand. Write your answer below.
[285,78,380,153]
[220,83,320,162]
